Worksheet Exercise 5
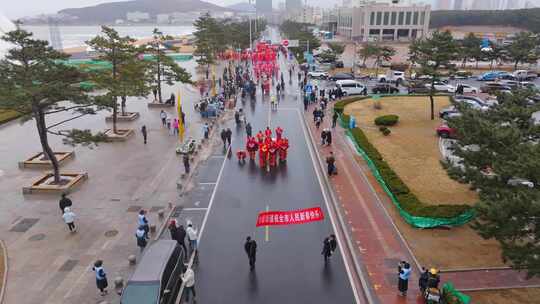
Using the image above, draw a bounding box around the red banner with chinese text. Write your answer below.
[256,207,324,227]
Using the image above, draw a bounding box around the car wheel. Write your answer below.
[380,78,386,83]
[439,131,449,138]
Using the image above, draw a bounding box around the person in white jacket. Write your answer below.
[181,268,196,303]
[186,222,198,253]
[62,207,76,232]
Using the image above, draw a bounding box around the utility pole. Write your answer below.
[249,0,253,50]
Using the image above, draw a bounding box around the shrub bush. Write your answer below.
[379,126,391,136]
[349,127,473,218]
[374,115,399,126]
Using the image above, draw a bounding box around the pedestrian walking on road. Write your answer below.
[160,110,167,127]
[92,260,108,296]
[220,129,227,149]
[398,261,412,296]
[152,88,158,101]
[186,222,198,254]
[203,123,209,139]
[181,268,197,303]
[59,193,72,214]
[141,125,148,144]
[245,122,252,137]
[321,129,327,145]
[332,112,338,128]
[244,236,257,270]
[322,237,332,262]
[329,234,337,253]
[326,152,337,176]
[138,210,149,239]
[62,207,76,232]
[326,129,332,146]
[225,128,232,147]
[177,224,188,254]
[136,226,147,252]
[183,154,190,174]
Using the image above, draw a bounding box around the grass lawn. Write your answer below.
[344,96,505,268]
[0,110,20,125]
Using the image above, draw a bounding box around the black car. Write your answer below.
[372,84,399,94]
[330,72,354,81]
[333,61,344,68]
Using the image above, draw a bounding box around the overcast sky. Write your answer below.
[2,0,434,19]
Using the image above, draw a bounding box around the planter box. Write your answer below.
[104,129,134,142]
[22,172,88,195]
[148,102,174,108]
[18,151,75,169]
[105,112,140,122]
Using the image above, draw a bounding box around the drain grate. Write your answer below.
[10,218,39,232]
[126,205,142,212]
[59,259,79,272]
[28,233,46,241]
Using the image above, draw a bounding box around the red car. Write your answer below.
[436,124,458,138]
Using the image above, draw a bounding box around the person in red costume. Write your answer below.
[236,150,247,164]
[256,131,264,144]
[275,126,283,141]
[268,141,278,167]
[278,138,289,162]
[264,127,272,139]
[246,137,258,160]
[259,142,269,168]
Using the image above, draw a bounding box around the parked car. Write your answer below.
[452,70,473,79]
[407,81,430,94]
[480,82,512,94]
[439,105,461,119]
[378,70,406,84]
[513,70,538,81]
[477,71,515,81]
[333,60,344,68]
[455,83,479,94]
[336,80,367,96]
[372,84,399,94]
[454,95,489,107]
[330,72,355,81]
[436,124,458,139]
[426,81,456,93]
[308,70,329,79]
[507,178,535,188]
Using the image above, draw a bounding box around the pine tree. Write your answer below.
[146,28,192,103]
[409,30,459,120]
[0,29,106,183]
[505,32,539,69]
[87,26,150,134]
[445,89,540,277]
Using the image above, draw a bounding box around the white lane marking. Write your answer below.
[295,108,362,304]
[198,182,217,185]
[197,144,231,243]
[182,208,208,211]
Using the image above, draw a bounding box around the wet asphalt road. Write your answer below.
[193,54,357,303]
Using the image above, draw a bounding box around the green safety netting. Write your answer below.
[339,115,475,228]
[443,282,471,304]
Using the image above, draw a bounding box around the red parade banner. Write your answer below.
[256,207,324,227]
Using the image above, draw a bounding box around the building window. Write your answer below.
[391,12,397,25]
[370,12,375,25]
[420,11,425,25]
[413,12,419,25]
[376,12,382,25]
[383,12,389,26]
[398,12,404,25]
[405,12,412,25]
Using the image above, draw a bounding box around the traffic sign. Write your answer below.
[282,39,289,47]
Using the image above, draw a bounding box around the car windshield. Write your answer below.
[121,282,160,304]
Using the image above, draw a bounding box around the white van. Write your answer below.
[378,70,405,84]
[336,80,367,96]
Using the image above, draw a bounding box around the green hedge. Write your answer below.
[334,96,474,220]
[0,110,21,125]
[375,115,399,126]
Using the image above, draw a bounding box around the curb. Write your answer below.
[299,109,377,304]
[0,240,8,304]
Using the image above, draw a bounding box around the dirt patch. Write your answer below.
[344,96,504,268]
[468,288,540,304]
[344,95,477,205]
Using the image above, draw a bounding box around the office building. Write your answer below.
[337,2,431,41]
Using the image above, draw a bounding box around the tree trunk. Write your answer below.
[34,106,61,183]
[462,58,466,68]
[157,54,163,103]
[514,60,519,69]
[429,78,435,120]
[112,96,118,134]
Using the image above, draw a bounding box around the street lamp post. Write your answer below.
[249,0,253,50]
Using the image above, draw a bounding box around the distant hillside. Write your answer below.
[430,8,540,33]
[226,2,255,12]
[58,0,231,24]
